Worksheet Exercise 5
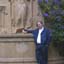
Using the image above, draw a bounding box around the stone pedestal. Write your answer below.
[0,34,36,64]
[0,34,63,64]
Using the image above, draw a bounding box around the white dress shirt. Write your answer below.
[37,27,44,44]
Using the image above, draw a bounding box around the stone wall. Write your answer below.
[0,34,63,64]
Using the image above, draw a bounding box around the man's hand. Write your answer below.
[22,29,27,33]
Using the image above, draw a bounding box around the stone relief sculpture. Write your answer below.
[14,0,33,33]
[0,0,44,34]
[16,0,44,33]
[10,0,33,33]
[15,0,27,28]
[0,4,11,34]
[0,6,5,33]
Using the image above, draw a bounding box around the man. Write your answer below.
[23,21,52,64]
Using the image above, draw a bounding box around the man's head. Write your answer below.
[36,21,44,29]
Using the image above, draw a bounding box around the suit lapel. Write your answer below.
[41,28,46,35]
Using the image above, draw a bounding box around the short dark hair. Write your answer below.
[36,21,44,26]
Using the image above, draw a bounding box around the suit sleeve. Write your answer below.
[46,30,52,46]
[24,29,34,33]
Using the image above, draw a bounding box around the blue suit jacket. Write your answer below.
[25,28,51,48]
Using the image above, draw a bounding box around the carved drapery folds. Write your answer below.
[0,0,43,34]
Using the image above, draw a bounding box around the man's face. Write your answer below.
[37,22,43,29]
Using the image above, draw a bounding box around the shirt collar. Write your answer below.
[39,27,44,31]
[38,27,44,33]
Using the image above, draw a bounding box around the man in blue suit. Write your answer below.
[23,21,52,64]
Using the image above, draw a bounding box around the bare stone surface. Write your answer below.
[16,42,29,53]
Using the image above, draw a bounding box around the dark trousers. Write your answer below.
[36,45,48,64]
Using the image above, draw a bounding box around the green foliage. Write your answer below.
[38,0,64,56]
